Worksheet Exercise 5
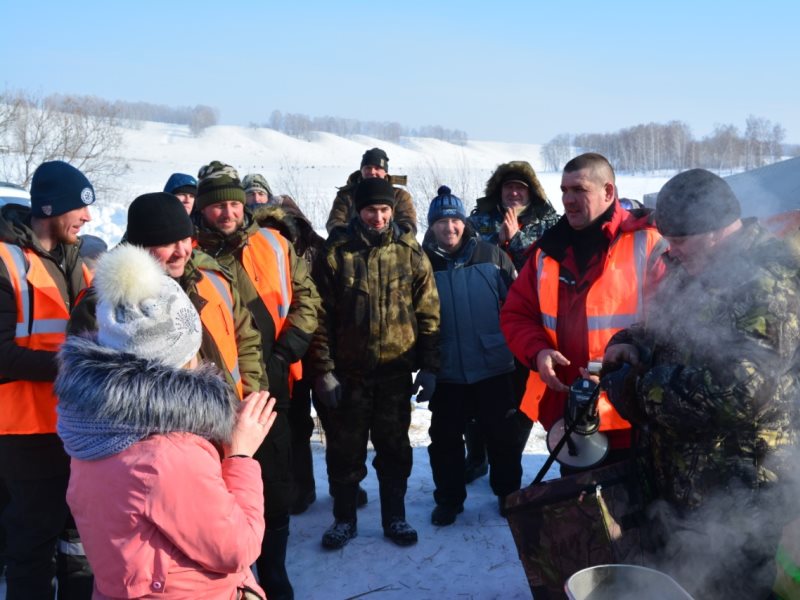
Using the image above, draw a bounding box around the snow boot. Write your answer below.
[256,524,294,600]
[379,478,418,546]
[431,503,464,527]
[322,482,358,550]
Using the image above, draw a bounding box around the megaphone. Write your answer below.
[546,377,609,470]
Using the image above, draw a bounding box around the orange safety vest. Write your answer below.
[195,269,244,400]
[520,229,662,432]
[0,243,88,434]
[240,228,302,384]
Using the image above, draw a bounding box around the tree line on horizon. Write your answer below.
[541,117,796,175]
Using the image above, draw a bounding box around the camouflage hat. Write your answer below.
[196,161,246,210]
[242,173,272,196]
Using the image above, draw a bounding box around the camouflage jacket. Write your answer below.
[467,161,559,270]
[326,170,417,234]
[609,219,800,509]
[309,219,440,377]
[67,250,268,395]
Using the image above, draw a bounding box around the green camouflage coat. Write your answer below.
[610,219,800,509]
[310,219,440,377]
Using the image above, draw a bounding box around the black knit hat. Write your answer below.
[195,161,246,210]
[354,178,396,212]
[127,193,194,247]
[361,148,389,171]
[30,161,95,218]
[656,169,741,237]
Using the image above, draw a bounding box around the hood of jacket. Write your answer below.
[474,161,552,217]
[56,335,237,457]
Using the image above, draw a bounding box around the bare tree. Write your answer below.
[541,133,572,172]
[0,90,127,191]
[189,105,218,136]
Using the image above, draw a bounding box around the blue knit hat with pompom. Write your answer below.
[427,185,466,226]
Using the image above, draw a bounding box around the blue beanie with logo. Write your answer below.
[30,161,95,218]
[427,186,466,226]
[163,173,198,196]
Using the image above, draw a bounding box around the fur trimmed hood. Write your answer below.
[474,160,551,215]
[56,336,237,459]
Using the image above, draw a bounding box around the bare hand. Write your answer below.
[536,349,570,393]
[602,344,640,373]
[498,208,520,244]
[225,391,277,458]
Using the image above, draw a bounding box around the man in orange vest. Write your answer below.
[0,161,95,599]
[500,153,667,473]
[68,192,267,399]
[193,161,320,600]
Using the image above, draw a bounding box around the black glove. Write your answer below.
[412,370,437,403]
[601,363,640,423]
[314,372,342,409]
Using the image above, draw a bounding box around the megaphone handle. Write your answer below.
[530,384,602,485]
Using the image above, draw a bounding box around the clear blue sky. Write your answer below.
[3,0,799,144]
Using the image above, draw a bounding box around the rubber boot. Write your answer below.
[289,437,316,515]
[56,527,94,599]
[256,524,294,600]
[322,483,358,550]
[379,479,417,546]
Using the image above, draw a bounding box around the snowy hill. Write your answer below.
[83,121,672,246]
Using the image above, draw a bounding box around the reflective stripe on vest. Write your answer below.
[0,243,75,434]
[521,229,658,432]
[196,269,244,400]
[241,228,302,384]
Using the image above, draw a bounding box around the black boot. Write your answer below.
[464,420,488,484]
[256,524,294,600]
[329,483,368,508]
[322,483,358,550]
[379,478,418,546]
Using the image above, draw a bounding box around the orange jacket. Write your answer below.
[240,228,302,384]
[520,228,664,435]
[0,243,89,434]
[195,269,244,399]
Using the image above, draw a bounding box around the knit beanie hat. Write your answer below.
[427,186,466,226]
[361,147,389,171]
[656,169,741,237]
[163,173,198,196]
[195,161,246,210]
[94,244,202,368]
[30,161,96,218]
[242,173,273,196]
[127,193,194,247]
[354,177,396,212]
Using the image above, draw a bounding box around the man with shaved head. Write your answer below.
[500,153,668,483]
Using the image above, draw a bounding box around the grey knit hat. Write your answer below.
[94,245,202,368]
[242,173,272,196]
[656,169,741,237]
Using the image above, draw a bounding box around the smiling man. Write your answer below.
[310,177,440,550]
[500,153,668,475]
[0,161,95,597]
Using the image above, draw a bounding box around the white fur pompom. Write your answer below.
[93,244,166,307]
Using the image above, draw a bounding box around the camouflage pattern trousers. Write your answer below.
[325,371,413,485]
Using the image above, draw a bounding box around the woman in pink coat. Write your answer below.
[56,245,275,599]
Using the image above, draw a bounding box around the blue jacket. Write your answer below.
[423,229,516,384]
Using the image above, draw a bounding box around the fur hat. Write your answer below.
[427,186,466,226]
[93,245,202,368]
[196,161,246,210]
[30,161,95,218]
[656,169,741,237]
[354,177,396,212]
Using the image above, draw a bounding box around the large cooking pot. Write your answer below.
[565,564,694,600]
